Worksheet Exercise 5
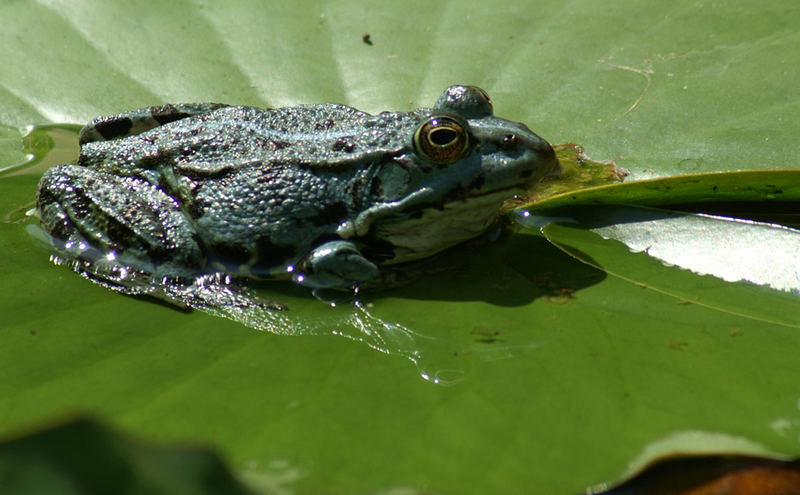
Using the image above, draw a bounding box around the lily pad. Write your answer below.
[1,1,800,494]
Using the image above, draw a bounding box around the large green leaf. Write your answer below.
[1,1,799,494]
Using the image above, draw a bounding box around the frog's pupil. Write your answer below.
[430,127,457,146]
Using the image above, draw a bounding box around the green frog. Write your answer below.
[36,85,556,293]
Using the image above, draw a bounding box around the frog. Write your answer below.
[35,85,557,296]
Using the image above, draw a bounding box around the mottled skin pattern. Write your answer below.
[37,86,556,289]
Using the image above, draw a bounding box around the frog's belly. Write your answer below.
[374,189,512,264]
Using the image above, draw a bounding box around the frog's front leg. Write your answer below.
[79,102,229,145]
[294,240,379,289]
[36,164,206,279]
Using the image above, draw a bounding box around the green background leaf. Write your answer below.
[1,1,799,493]
[0,418,256,495]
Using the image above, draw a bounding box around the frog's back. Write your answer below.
[177,104,421,275]
[76,103,424,178]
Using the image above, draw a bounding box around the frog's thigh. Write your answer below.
[296,240,379,289]
[37,164,204,268]
[79,103,229,145]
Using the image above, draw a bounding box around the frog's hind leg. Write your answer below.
[79,103,230,145]
[36,164,206,294]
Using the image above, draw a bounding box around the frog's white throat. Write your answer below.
[367,188,517,265]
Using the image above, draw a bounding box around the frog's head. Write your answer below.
[352,85,557,264]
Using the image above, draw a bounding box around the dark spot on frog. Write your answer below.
[151,104,191,125]
[138,151,176,170]
[314,119,335,131]
[109,210,176,261]
[346,178,366,209]
[77,151,106,167]
[59,183,94,223]
[404,175,491,215]
[332,138,356,153]
[271,139,291,150]
[309,201,349,226]
[369,176,383,197]
[93,117,133,142]
[438,175,485,204]
[102,215,142,254]
[187,198,206,219]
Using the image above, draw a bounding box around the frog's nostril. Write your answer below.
[499,134,517,150]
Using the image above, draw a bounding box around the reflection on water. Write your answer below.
[0,124,31,174]
[0,124,81,177]
[1,125,81,223]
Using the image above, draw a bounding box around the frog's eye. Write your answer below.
[473,87,492,108]
[413,115,470,165]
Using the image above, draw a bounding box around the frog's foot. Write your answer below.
[79,103,229,145]
[36,164,205,276]
[294,240,379,289]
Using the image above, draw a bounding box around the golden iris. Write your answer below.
[413,115,470,164]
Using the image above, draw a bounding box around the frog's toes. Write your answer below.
[295,240,379,289]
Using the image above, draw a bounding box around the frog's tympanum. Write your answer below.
[37,85,556,293]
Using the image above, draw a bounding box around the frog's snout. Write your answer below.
[514,125,556,173]
[507,119,554,154]
[472,120,558,191]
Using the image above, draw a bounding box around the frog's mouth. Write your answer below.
[367,185,523,264]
